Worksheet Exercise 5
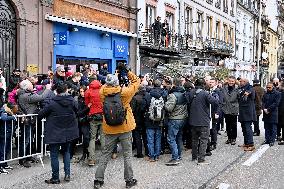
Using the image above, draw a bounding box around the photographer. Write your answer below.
[93,63,140,189]
[66,72,81,98]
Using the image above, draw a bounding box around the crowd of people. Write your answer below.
[0,63,283,189]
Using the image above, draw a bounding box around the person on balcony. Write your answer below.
[162,19,169,47]
[152,16,162,47]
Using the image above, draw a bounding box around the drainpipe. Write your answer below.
[136,0,140,75]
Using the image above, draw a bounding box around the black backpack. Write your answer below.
[103,92,126,126]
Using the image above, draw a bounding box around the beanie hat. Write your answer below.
[105,74,119,86]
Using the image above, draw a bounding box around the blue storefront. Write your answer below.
[49,15,135,74]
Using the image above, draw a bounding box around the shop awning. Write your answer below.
[45,14,137,38]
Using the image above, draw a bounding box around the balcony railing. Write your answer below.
[215,1,221,9]
[230,9,234,17]
[261,14,271,25]
[204,38,234,53]
[206,0,213,5]
[223,6,228,13]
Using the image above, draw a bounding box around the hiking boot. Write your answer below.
[3,165,13,170]
[126,179,137,188]
[94,180,104,189]
[225,139,231,144]
[45,178,60,184]
[88,159,95,166]
[197,160,210,165]
[231,140,236,145]
[244,146,255,152]
[111,153,117,159]
[165,159,180,166]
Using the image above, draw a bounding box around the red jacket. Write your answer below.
[85,80,103,115]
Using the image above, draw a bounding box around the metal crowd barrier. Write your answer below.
[0,114,45,168]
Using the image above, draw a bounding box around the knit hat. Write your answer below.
[105,74,119,86]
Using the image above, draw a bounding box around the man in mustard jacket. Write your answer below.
[93,65,140,189]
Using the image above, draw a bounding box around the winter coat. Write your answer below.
[238,84,257,122]
[144,87,166,129]
[210,87,223,122]
[85,80,103,115]
[165,86,188,120]
[221,85,239,115]
[17,88,52,114]
[278,89,284,124]
[8,88,18,104]
[38,88,56,109]
[38,94,79,144]
[99,71,140,135]
[52,74,65,91]
[186,87,219,127]
[78,96,90,126]
[130,89,149,128]
[0,105,17,137]
[254,85,265,116]
[66,79,80,97]
[262,89,281,123]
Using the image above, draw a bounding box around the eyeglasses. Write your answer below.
[266,87,272,89]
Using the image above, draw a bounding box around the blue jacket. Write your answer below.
[262,89,281,123]
[238,84,257,122]
[38,94,79,144]
[0,106,16,137]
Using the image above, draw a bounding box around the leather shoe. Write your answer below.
[45,178,60,184]
[253,132,260,136]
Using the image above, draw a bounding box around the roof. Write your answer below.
[45,14,137,38]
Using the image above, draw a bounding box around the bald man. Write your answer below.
[238,78,257,151]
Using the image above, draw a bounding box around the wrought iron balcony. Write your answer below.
[215,1,221,9]
[204,38,234,53]
[230,9,234,17]
[261,14,271,26]
[223,6,228,13]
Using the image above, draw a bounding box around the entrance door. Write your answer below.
[0,0,17,84]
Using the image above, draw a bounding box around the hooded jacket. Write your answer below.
[85,80,103,115]
[38,94,79,144]
[99,71,140,135]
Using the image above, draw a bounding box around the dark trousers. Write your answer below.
[210,121,218,145]
[253,115,260,135]
[241,121,254,145]
[216,112,224,131]
[191,126,209,162]
[277,123,281,137]
[50,143,71,180]
[183,124,192,149]
[224,114,238,140]
[80,125,90,156]
[133,127,148,156]
[281,123,284,139]
[264,122,277,143]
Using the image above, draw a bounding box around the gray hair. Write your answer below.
[105,74,119,86]
[19,79,32,91]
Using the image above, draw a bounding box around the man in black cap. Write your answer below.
[252,79,265,136]
[8,68,21,92]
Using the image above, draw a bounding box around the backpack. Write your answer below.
[103,92,126,126]
[131,93,145,117]
[148,96,164,122]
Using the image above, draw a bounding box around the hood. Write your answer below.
[101,85,121,96]
[150,87,163,99]
[170,86,185,93]
[53,95,74,107]
[89,80,101,89]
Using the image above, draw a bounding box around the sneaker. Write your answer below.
[269,143,274,147]
[20,160,31,168]
[253,132,260,136]
[3,165,13,170]
[134,154,144,158]
[94,180,104,189]
[197,160,210,165]
[231,140,236,145]
[177,157,182,161]
[165,159,180,166]
[278,140,284,145]
[244,146,255,152]
[211,144,216,150]
[149,158,156,162]
[262,141,269,145]
[88,159,95,166]
[126,179,137,188]
[0,168,9,174]
[45,178,60,184]
[64,175,70,182]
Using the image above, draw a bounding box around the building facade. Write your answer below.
[277,0,284,79]
[47,0,138,74]
[265,27,279,80]
[0,0,53,82]
[235,0,257,82]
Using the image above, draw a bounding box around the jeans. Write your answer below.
[191,126,209,162]
[88,119,103,160]
[241,121,254,145]
[264,122,277,143]
[95,132,134,182]
[19,124,32,158]
[253,115,260,135]
[167,119,185,160]
[146,128,162,160]
[0,126,13,167]
[50,143,71,180]
[224,114,238,140]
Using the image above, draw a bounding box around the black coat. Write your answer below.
[262,89,281,123]
[238,84,257,122]
[279,90,284,124]
[77,96,90,126]
[130,89,149,128]
[38,94,79,144]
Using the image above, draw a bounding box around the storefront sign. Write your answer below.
[114,41,128,58]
